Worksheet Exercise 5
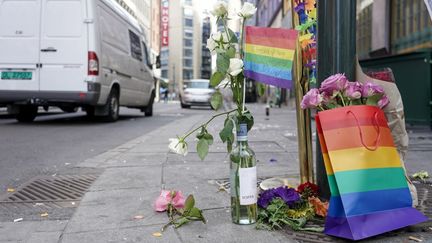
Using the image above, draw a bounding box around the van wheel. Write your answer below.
[181,102,190,109]
[16,106,38,123]
[144,90,155,117]
[102,89,119,122]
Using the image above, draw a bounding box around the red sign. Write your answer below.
[161,0,169,47]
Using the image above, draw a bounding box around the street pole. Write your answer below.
[317,0,357,199]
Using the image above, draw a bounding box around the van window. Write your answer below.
[44,0,82,37]
[142,41,150,66]
[129,30,142,61]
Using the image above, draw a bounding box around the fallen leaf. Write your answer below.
[34,203,44,206]
[40,212,49,217]
[133,215,144,219]
[13,218,23,222]
[7,188,15,192]
[429,227,432,231]
[152,232,162,237]
[409,236,423,242]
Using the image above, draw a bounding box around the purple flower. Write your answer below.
[273,187,300,206]
[319,73,348,96]
[378,95,390,109]
[361,82,384,97]
[301,88,323,109]
[257,186,301,208]
[257,189,276,208]
[344,82,362,99]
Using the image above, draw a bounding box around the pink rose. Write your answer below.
[154,190,186,212]
[344,82,362,99]
[301,88,323,109]
[378,95,390,109]
[361,82,384,97]
[319,73,348,96]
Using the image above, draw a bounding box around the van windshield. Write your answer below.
[185,82,210,89]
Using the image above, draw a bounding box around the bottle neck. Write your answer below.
[237,123,248,146]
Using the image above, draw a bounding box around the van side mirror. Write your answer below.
[155,55,161,69]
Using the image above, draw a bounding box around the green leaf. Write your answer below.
[203,133,213,145]
[210,72,225,88]
[226,46,236,58]
[188,207,205,222]
[227,28,238,43]
[219,117,234,143]
[210,91,223,110]
[365,94,382,106]
[173,217,190,228]
[184,195,195,213]
[197,138,209,160]
[216,53,229,74]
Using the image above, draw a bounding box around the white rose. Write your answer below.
[238,2,257,18]
[168,138,188,156]
[210,1,228,17]
[228,58,243,76]
[206,37,217,55]
[221,32,230,43]
[211,32,222,42]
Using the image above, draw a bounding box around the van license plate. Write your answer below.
[1,72,32,80]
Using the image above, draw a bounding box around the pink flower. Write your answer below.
[378,95,390,109]
[344,82,362,99]
[361,82,384,97]
[154,190,186,212]
[301,88,323,109]
[319,73,348,96]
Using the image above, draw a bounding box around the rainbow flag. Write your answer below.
[244,26,298,89]
[316,105,428,240]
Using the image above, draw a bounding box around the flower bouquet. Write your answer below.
[256,182,327,232]
[301,74,428,240]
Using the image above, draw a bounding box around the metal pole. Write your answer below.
[317,0,357,199]
[291,0,315,184]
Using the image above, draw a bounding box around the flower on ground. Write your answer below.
[154,190,186,212]
[297,182,319,197]
[344,82,362,100]
[168,138,188,156]
[210,1,228,17]
[228,58,243,76]
[238,2,257,19]
[319,73,348,96]
[300,88,323,109]
[378,95,390,109]
[308,197,328,217]
[361,81,384,97]
[257,186,301,208]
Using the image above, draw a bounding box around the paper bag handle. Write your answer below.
[347,110,381,151]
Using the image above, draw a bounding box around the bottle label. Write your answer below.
[237,123,248,142]
[239,166,257,205]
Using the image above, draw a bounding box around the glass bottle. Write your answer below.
[230,123,257,224]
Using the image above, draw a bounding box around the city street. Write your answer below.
[0,103,210,191]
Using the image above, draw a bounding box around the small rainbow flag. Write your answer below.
[244,26,298,89]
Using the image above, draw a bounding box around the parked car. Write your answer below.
[180,79,214,108]
[0,0,155,122]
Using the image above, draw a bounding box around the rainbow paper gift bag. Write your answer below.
[316,105,428,241]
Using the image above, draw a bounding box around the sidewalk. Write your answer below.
[1,103,431,243]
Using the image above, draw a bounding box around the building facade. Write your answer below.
[357,0,432,58]
[160,0,213,97]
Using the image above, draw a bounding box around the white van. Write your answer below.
[0,0,155,122]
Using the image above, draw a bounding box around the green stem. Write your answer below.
[239,18,246,59]
[181,109,237,139]
[234,164,240,222]
[338,92,346,107]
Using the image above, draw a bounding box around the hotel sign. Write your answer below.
[161,0,169,47]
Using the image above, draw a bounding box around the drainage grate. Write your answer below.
[1,174,98,203]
